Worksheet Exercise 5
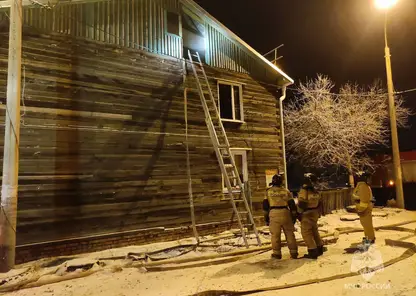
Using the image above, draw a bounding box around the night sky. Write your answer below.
[195,0,416,151]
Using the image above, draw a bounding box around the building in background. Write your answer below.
[372,151,416,210]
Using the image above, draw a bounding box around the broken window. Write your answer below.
[223,150,248,193]
[218,82,244,122]
[166,11,180,36]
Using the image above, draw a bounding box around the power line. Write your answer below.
[395,88,416,95]
[287,86,416,97]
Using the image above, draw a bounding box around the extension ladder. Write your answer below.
[187,51,262,247]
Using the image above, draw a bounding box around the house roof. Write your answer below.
[181,0,294,86]
[0,0,294,85]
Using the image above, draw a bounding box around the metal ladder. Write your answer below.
[187,51,262,248]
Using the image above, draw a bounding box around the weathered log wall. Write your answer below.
[0,29,283,251]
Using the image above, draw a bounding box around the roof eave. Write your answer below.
[181,0,294,84]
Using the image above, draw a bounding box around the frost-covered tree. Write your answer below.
[285,75,410,186]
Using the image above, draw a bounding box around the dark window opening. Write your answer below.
[233,85,241,121]
[219,84,233,119]
[166,11,180,36]
[218,82,243,121]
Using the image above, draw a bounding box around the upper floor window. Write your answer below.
[218,81,244,122]
[166,11,180,36]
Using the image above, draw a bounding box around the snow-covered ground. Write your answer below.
[2,208,416,296]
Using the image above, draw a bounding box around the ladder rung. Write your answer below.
[239,211,248,215]
[218,145,229,148]
[224,164,234,168]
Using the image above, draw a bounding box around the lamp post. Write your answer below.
[375,0,405,209]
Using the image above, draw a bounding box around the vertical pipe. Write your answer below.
[184,88,200,244]
[279,86,288,189]
[0,0,22,273]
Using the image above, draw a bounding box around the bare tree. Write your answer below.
[285,75,411,186]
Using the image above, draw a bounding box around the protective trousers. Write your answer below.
[300,209,323,250]
[269,209,298,256]
[358,204,375,240]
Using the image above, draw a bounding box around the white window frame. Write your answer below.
[222,149,249,194]
[165,10,182,37]
[217,80,244,123]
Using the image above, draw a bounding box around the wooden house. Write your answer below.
[0,0,293,262]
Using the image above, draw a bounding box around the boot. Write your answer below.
[317,245,327,256]
[271,253,282,260]
[303,249,319,259]
[358,237,375,251]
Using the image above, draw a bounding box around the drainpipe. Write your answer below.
[279,85,289,189]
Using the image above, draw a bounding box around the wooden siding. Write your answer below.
[205,24,254,74]
[0,0,182,58]
[0,0,286,82]
[0,29,283,247]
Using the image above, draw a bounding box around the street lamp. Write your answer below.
[375,0,405,208]
[375,0,398,9]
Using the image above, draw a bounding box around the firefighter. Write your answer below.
[353,171,376,245]
[298,173,325,259]
[263,174,298,259]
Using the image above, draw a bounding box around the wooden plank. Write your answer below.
[0,29,283,248]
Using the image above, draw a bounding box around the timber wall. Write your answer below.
[0,0,183,58]
[0,29,283,262]
[0,0,273,78]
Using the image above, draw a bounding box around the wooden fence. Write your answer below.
[320,188,353,215]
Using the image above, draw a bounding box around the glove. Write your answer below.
[291,211,298,224]
[356,202,369,213]
[264,213,270,226]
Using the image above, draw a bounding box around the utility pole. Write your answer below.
[384,13,405,209]
[0,0,23,272]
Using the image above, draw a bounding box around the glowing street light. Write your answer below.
[374,0,404,208]
[375,0,398,10]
